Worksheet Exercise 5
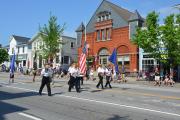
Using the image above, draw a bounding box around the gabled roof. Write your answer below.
[12,35,30,44]
[29,32,41,44]
[105,0,134,22]
[85,0,136,30]
[129,10,144,22]
[76,22,85,32]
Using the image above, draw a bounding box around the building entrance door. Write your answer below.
[99,56,108,65]
[117,55,130,72]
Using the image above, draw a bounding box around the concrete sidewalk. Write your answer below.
[1,72,180,90]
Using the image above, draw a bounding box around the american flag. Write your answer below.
[79,41,87,74]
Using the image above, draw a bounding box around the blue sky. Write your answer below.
[0,0,179,46]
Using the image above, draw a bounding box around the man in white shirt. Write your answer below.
[68,63,77,92]
[39,63,52,96]
[105,64,112,88]
[96,64,104,89]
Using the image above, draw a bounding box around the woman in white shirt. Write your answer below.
[96,64,104,89]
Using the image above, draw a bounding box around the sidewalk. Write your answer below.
[1,72,180,90]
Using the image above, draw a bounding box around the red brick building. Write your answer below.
[76,0,144,73]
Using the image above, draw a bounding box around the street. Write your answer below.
[0,72,180,120]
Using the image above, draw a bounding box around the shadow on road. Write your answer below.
[107,115,131,120]
[0,101,27,120]
[0,91,39,100]
[0,90,38,120]
[91,89,103,93]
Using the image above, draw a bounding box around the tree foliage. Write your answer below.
[133,11,162,59]
[39,15,65,62]
[0,48,9,64]
[133,11,180,67]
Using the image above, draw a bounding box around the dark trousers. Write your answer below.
[75,78,80,92]
[68,76,74,92]
[69,76,80,92]
[80,77,83,85]
[39,76,51,96]
[96,74,104,89]
[76,77,81,89]
[105,76,112,88]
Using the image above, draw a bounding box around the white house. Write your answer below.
[9,35,31,68]
[30,33,77,69]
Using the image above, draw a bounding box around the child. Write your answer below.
[117,73,122,83]
[9,72,14,83]
[168,76,175,87]
[89,67,95,81]
[163,75,169,86]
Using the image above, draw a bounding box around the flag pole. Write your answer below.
[85,21,86,42]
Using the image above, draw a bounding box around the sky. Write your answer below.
[0,0,179,46]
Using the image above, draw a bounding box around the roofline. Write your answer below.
[62,35,76,40]
[29,32,41,43]
[105,0,134,14]
[12,35,31,40]
[86,0,135,32]
[86,0,105,31]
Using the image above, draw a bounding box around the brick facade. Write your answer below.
[77,0,142,73]
[78,26,138,72]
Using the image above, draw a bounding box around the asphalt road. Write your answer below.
[0,72,180,120]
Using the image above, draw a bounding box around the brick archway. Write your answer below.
[98,47,109,65]
[117,45,129,55]
[98,47,109,56]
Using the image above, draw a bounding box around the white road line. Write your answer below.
[18,112,43,120]
[1,83,180,117]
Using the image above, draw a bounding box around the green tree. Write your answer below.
[134,11,180,72]
[0,48,9,64]
[39,15,65,63]
[161,14,176,67]
[175,14,180,65]
[133,11,163,60]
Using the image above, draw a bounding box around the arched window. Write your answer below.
[98,48,108,56]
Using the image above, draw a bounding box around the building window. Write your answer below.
[102,16,105,21]
[102,29,105,40]
[39,42,42,49]
[71,42,74,48]
[97,16,101,22]
[12,48,14,54]
[33,43,36,50]
[22,46,25,53]
[106,28,111,40]
[56,56,59,63]
[97,30,101,41]
[142,59,154,72]
[61,57,64,64]
[18,47,20,53]
[64,56,69,64]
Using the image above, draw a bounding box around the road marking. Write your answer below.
[1,84,180,117]
[18,112,43,120]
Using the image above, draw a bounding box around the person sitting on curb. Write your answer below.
[163,75,169,86]
[168,75,175,87]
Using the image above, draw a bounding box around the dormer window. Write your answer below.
[97,11,111,22]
